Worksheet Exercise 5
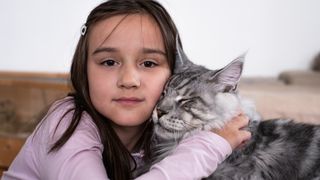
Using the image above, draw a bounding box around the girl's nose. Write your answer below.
[117,65,140,89]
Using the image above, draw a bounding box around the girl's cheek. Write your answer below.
[155,73,170,96]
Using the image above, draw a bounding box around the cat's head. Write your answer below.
[152,41,245,140]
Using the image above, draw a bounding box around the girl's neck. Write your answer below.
[112,123,146,152]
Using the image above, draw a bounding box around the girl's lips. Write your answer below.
[113,97,145,106]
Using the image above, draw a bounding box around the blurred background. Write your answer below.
[1,0,320,76]
[0,0,320,175]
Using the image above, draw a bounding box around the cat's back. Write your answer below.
[209,119,320,180]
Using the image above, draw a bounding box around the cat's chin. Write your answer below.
[154,125,184,140]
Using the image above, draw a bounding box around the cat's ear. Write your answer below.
[211,54,245,91]
[174,35,194,74]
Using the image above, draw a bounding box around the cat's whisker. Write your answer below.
[182,120,200,129]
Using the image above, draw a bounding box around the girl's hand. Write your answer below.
[212,113,251,150]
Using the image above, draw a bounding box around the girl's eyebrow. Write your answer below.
[92,47,166,56]
[143,48,166,56]
[92,47,117,55]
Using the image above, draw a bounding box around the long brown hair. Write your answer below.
[49,0,180,179]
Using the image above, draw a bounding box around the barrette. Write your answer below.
[81,24,87,36]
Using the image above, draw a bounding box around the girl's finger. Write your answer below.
[240,130,252,141]
[231,114,249,128]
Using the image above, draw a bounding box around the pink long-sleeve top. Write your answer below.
[2,97,232,180]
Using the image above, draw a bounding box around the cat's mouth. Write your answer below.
[154,122,186,141]
[152,108,184,134]
[155,124,176,133]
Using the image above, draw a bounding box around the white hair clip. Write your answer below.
[81,24,87,36]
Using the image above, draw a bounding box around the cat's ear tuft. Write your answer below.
[174,35,193,74]
[212,54,246,91]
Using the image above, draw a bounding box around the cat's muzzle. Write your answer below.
[156,108,168,118]
[152,107,169,125]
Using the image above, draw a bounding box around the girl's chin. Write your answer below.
[110,117,149,127]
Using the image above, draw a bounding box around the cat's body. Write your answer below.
[209,119,320,180]
[144,42,320,180]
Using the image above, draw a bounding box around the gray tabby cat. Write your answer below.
[147,42,320,180]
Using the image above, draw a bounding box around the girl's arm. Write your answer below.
[136,131,231,179]
[136,113,251,180]
[2,106,249,180]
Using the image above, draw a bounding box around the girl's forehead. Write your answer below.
[88,14,165,53]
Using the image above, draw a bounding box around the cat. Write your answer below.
[146,41,320,180]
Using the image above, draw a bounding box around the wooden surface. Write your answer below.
[0,71,71,177]
[0,71,71,91]
[0,136,25,177]
[0,71,71,135]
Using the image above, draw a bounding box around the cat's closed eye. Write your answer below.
[178,99,194,110]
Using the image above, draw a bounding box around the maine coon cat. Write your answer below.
[146,42,320,180]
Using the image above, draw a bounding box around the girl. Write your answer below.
[2,0,251,179]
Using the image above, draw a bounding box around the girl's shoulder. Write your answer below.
[31,96,102,151]
[7,97,105,179]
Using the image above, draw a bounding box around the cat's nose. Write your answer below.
[157,108,168,118]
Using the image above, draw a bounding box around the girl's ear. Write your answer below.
[174,36,194,74]
[209,54,245,91]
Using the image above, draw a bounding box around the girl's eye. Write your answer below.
[142,61,158,68]
[102,59,117,66]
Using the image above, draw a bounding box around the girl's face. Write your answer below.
[87,14,170,130]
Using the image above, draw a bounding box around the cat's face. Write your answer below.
[152,69,219,140]
[152,42,245,140]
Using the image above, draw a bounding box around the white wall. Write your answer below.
[1,0,320,77]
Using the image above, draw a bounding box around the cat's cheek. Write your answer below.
[181,113,192,127]
[154,125,174,140]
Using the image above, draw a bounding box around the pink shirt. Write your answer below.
[2,97,231,180]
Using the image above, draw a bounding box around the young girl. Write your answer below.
[2,0,251,179]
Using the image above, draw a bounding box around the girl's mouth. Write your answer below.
[113,97,145,106]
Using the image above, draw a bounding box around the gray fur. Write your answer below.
[143,42,320,179]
